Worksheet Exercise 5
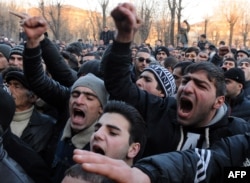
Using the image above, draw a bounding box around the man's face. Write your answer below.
[176,70,224,127]
[156,51,167,62]
[173,67,182,90]
[136,71,164,97]
[7,80,33,112]
[0,52,8,71]
[237,52,248,61]
[134,52,151,73]
[90,113,134,162]
[238,62,250,81]
[197,52,208,62]
[225,78,242,98]
[69,86,102,132]
[9,54,23,69]
[221,60,235,71]
[185,51,197,62]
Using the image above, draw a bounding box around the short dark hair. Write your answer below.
[200,34,206,39]
[102,100,147,161]
[184,62,226,97]
[64,164,114,183]
[185,47,200,56]
[163,56,178,70]
[173,61,194,76]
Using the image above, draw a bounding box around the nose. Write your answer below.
[180,80,194,94]
[93,127,105,141]
[74,94,87,105]
[136,78,143,87]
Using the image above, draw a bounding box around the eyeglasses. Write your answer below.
[185,53,196,58]
[137,57,151,64]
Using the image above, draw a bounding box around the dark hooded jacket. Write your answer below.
[102,41,250,158]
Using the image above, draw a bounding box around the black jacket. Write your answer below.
[20,109,56,156]
[102,41,250,158]
[244,81,250,100]
[0,137,35,183]
[3,129,52,183]
[226,90,250,122]
[134,133,250,183]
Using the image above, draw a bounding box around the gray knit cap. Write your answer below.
[144,64,176,97]
[71,73,108,107]
[0,44,11,60]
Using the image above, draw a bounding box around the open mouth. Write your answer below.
[92,145,105,155]
[180,98,193,113]
[73,109,85,118]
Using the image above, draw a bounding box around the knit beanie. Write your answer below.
[224,68,245,86]
[144,64,176,97]
[155,46,170,56]
[77,59,102,78]
[5,71,31,90]
[9,45,24,59]
[71,73,108,107]
[0,44,11,60]
[0,87,15,132]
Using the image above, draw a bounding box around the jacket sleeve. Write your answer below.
[102,41,170,117]
[133,133,250,183]
[23,44,70,109]
[40,37,77,87]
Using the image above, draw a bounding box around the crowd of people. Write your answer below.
[0,3,250,183]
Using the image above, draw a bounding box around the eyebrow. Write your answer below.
[95,122,121,131]
[72,90,98,98]
[183,75,210,87]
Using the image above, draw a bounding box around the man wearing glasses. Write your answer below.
[131,48,151,82]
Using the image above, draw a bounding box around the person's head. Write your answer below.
[80,52,101,65]
[136,64,176,98]
[0,44,11,72]
[0,87,15,135]
[223,52,235,60]
[199,34,206,41]
[224,68,245,98]
[134,48,151,74]
[5,70,37,112]
[184,47,199,62]
[66,42,83,66]
[70,73,108,132]
[176,62,226,127]
[173,61,193,90]
[154,46,169,62]
[163,56,178,73]
[221,57,237,71]
[238,58,250,81]
[62,164,113,183]
[196,51,209,62]
[218,45,230,57]
[130,45,139,61]
[8,45,24,69]
[90,100,147,166]
[236,50,249,61]
[77,59,102,78]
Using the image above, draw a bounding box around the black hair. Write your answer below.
[102,100,147,162]
[184,62,226,97]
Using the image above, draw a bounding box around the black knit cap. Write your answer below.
[9,45,24,59]
[5,71,31,90]
[155,46,170,56]
[224,68,245,86]
[0,87,15,132]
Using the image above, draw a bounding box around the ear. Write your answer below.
[127,142,140,159]
[28,93,38,104]
[98,107,103,115]
[213,96,225,109]
[158,90,165,98]
[238,83,243,90]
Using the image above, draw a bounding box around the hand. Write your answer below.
[73,149,151,183]
[9,11,47,48]
[110,3,142,43]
